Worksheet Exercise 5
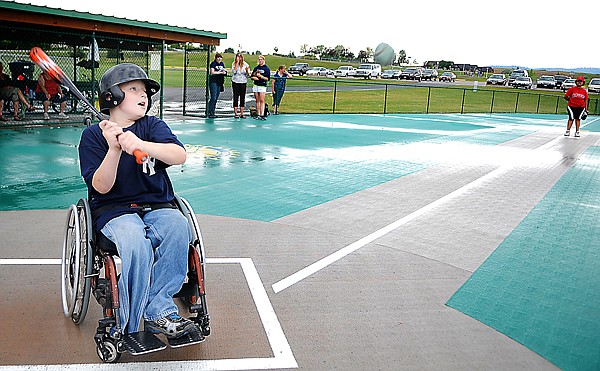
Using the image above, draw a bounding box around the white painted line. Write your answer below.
[0,258,297,371]
[272,166,510,293]
[0,258,61,265]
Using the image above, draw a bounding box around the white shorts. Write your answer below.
[252,85,267,93]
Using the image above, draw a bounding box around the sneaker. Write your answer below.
[564,130,570,136]
[145,313,197,338]
[43,113,50,120]
[575,131,580,138]
[259,116,267,121]
[58,112,69,119]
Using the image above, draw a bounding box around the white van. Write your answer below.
[354,63,381,79]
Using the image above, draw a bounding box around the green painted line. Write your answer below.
[447,146,600,371]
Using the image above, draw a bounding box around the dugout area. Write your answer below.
[0,1,226,128]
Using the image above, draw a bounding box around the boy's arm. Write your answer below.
[118,131,186,165]
[91,120,122,194]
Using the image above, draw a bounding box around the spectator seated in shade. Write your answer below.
[35,71,69,120]
[0,62,35,121]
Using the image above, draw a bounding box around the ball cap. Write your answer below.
[576,76,585,82]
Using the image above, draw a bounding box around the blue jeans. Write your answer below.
[101,208,192,333]
[273,88,285,106]
[208,82,221,116]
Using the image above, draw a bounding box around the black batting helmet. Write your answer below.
[99,63,160,114]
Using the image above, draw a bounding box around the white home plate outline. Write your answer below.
[0,257,298,370]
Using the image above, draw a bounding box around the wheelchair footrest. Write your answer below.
[167,328,205,348]
[123,332,166,355]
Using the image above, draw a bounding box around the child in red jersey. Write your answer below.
[564,76,589,138]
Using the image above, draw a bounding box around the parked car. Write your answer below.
[354,63,382,79]
[561,78,576,91]
[536,75,556,89]
[512,76,533,89]
[588,78,600,93]
[508,69,528,85]
[422,69,438,81]
[400,67,423,81]
[439,71,456,82]
[306,67,329,76]
[334,66,355,78]
[486,74,506,85]
[381,69,400,79]
[554,75,569,89]
[288,63,310,76]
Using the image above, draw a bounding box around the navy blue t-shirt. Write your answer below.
[209,60,226,86]
[78,115,184,231]
[252,65,270,86]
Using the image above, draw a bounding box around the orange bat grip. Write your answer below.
[133,149,148,164]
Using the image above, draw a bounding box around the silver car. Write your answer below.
[588,78,600,93]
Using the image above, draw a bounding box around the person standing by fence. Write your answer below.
[271,65,292,115]
[564,76,588,138]
[207,53,227,118]
[231,53,250,118]
[251,55,270,121]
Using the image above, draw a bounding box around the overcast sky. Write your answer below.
[11,0,599,69]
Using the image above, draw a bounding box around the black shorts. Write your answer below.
[567,106,585,120]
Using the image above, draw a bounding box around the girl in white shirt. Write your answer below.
[231,53,250,118]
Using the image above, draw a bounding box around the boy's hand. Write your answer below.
[117,130,144,156]
[99,120,122,150]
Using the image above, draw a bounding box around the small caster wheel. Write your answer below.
[202,325,211,337]
[83,116,92,126]
[96,340,121,363]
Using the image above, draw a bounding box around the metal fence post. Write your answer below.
[183,46,188,115]
[490,90,495,114]
[159,40,165,120]
[461,89,466,114]
[384,84,388,114]
[426,87,431,114]
[205,49,210,117]
[333,80,337,114]
[515,92,520,113]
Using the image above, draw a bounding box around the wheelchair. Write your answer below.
[61,195,210,363]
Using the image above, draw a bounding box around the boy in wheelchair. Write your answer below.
[78,64,197,340]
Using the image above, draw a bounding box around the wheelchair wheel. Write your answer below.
[61,198,93,324]
[96,339,121,363]
[174,195,206,262]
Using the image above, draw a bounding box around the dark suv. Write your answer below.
[554,75,569,89]
[288,63,310,76]
[422,69,438,81]
[400,67,423,81]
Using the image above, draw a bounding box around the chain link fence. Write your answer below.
[0,24,170,127]
[269,78,600,116]
[199,75,599,118]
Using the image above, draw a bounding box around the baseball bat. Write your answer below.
[29,47,148,164]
